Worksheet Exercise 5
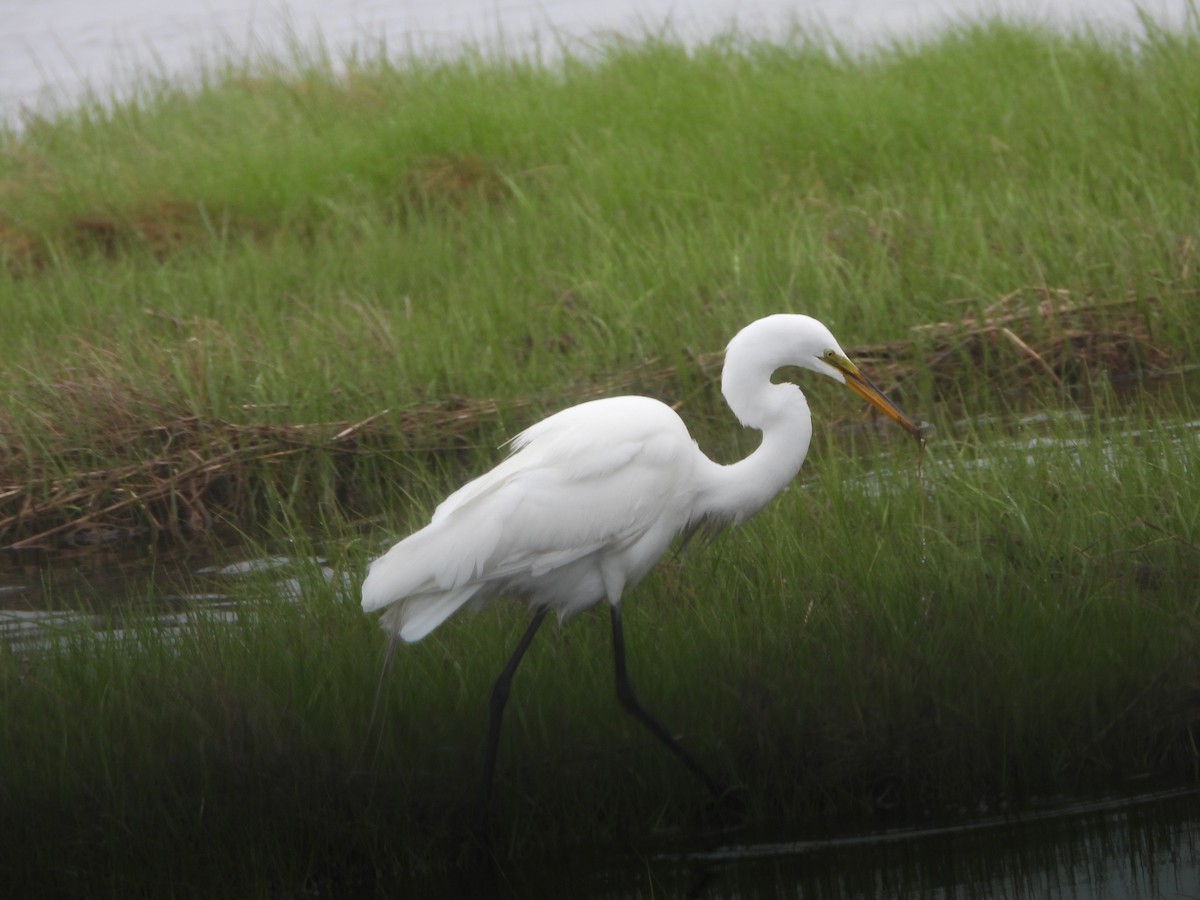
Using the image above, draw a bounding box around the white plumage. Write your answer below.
[362,395,701,641]
[362,314,923,642]
[361,314,923,824]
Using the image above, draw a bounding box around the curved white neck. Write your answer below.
[696,348,814,525]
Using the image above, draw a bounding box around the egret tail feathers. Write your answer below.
[378,584,485,643]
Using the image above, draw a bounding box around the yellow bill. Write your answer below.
[827,354,929,444]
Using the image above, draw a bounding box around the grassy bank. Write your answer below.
[1,18,1198,547]
[2,15,1200,896]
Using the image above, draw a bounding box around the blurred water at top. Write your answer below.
[1,0,1195,122]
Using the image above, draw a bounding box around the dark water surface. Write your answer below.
[463,788,1200,899]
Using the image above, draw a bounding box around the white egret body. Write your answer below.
[362,314,924,826]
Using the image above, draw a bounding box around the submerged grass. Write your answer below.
[2,404,1198,894]
[2,13,1200,895]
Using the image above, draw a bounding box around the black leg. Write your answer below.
[610,603,726,799]
[478,606,549,834]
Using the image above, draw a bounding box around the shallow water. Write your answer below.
[671,789,1200,900]
[422,787,1200,898]
[3,0,1197,121]
[0,541,351,652]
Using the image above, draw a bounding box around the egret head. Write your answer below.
[777,315,928,443]
[813,344,926,443]
[722,314,929,444]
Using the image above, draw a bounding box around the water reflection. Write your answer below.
[0,593,241,654]
[480,788,1200,899]
[0,545,344,652]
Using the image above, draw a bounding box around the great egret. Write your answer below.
[362,314,924,826]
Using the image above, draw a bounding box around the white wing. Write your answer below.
[361,396,702,642]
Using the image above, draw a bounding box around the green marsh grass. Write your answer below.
[2,15,1200,893]
[3,23,1199,435]
[4,401,1199,892]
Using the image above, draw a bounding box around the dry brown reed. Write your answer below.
[0,289,1180,552]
